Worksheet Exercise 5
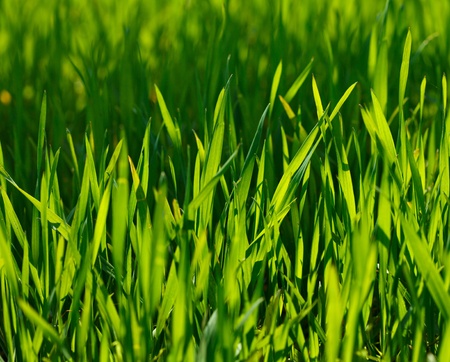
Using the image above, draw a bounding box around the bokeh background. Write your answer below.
[1,0,448,196]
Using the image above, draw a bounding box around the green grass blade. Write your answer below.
[0,166,70,240]
[76,270,93,356]
[438,324,450,361]
[203,86,227,187]
[443,73,447,118]
[0,229,19,298]
[47,148,61,200]
[189,146,239,212]
[399,29,411,110]
[91,178,112,266]
[18,299,72,359]
[155,261,178,337]
[279,95,296,120]
[104,139,123,183]
[1,188,27,249]
[401,215,450,320]
[85,134,100,210]
[252,141,266,241]
[0,143,6,193]
[440,74,450,197]
[241,104,269,179]
[1,275,15,360]
[329,82,357,122]
[283,58,314,103]
[112,134,128,290]
[269,61,282,119]
[149,174,168,315]
[332,115,356,223]
[371,90,398,169]
[198,310,218,362]
[419,76,426,124]
[271,108,326,216]
[155,84,182,150]
[325,265,344,361]
[94,272,121,337]
[406,135,425,216]
[66,129,80,190]
[39,172,49,298]
[36,90,47,180]
[373,38,388,112]
[397,29,412,189]
[312,75,324,120]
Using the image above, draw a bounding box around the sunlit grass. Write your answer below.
[1,1,450,361]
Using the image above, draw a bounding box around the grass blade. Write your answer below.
[91,178,112,266]
[329,82,357,121]
[283,58,314,103]
[155,84,182,150]
[401,215,450,320]
[399,29,411,110]
[36,91,47,180]
[18,299,72,359]
[269,61,283,119]
[312,75,324,120]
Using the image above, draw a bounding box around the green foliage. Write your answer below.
[1,1,450,361]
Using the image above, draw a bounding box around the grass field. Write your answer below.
[1,0,450,360]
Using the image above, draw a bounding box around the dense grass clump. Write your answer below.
[1,1,450,361]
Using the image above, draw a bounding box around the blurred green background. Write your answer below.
[0,0,448,195]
